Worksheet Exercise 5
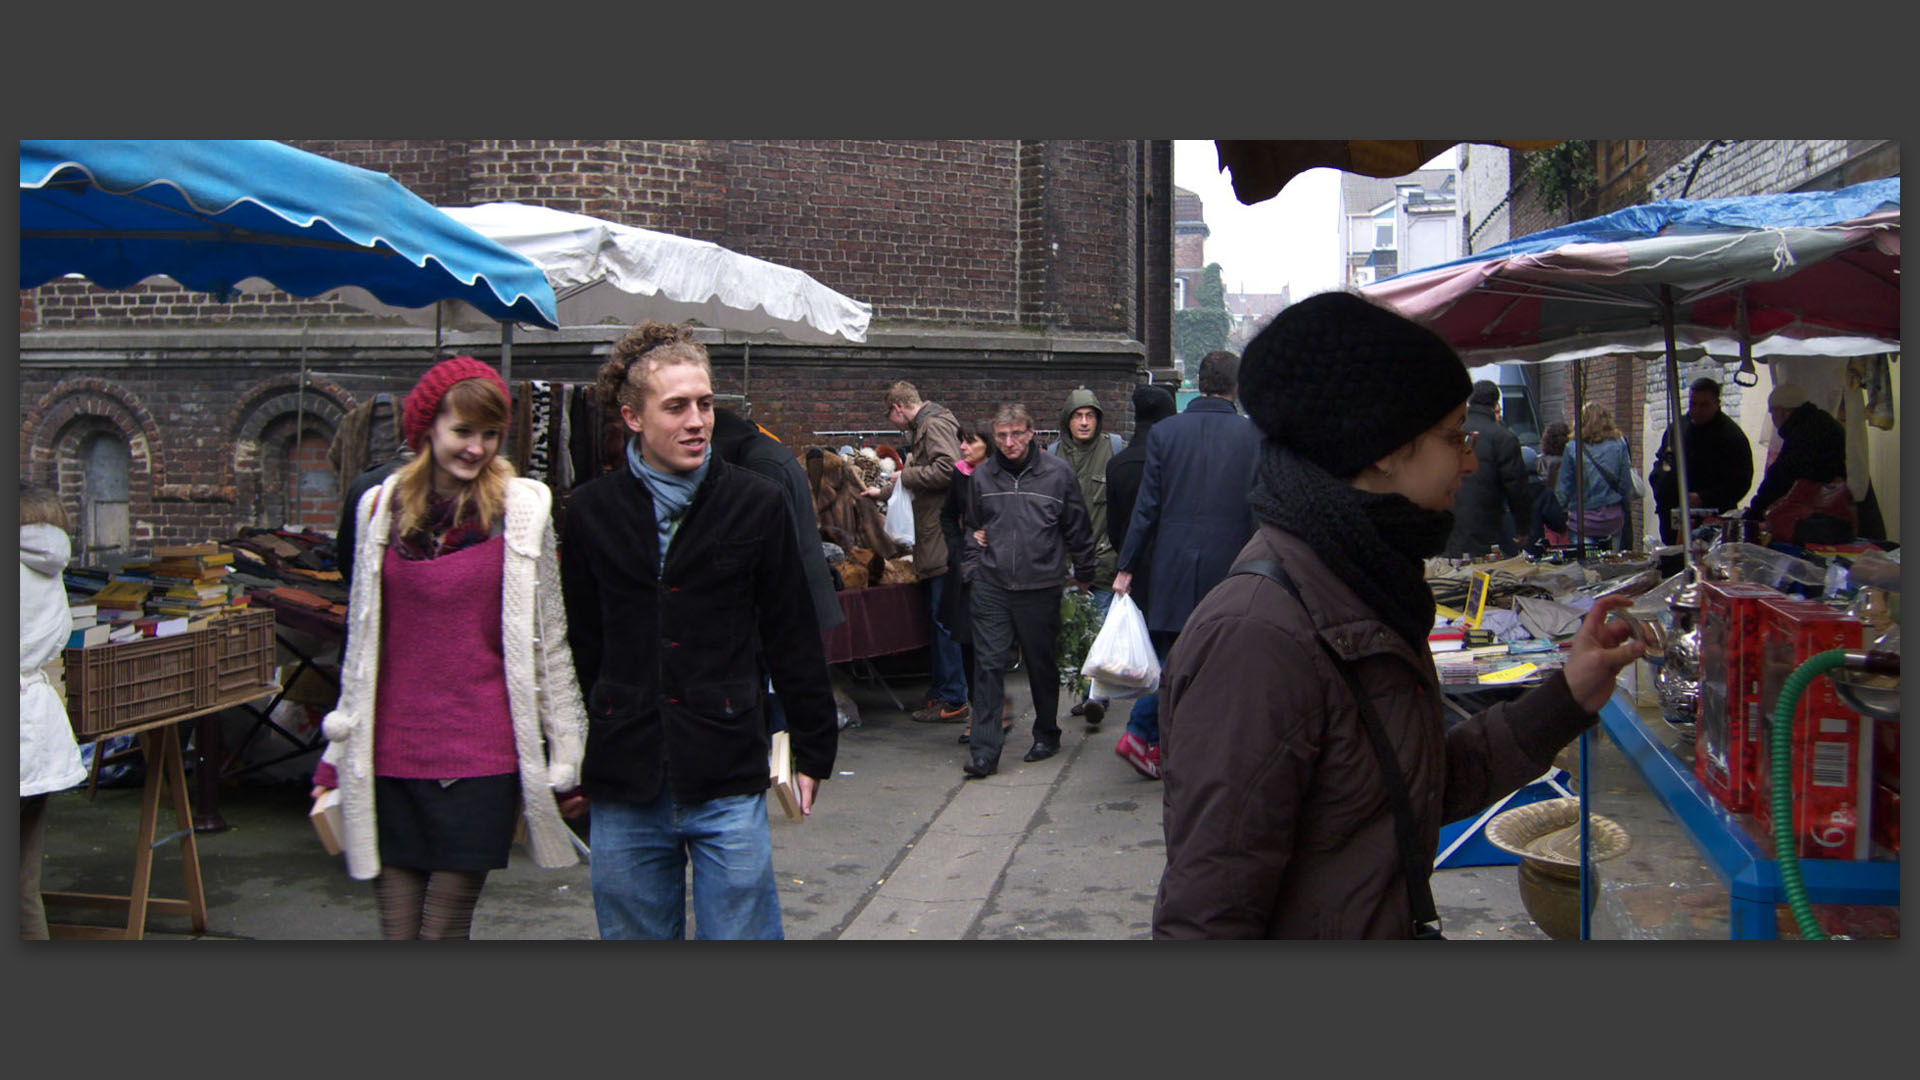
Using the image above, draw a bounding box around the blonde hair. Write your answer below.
[597,322,713,414]
[19,483,69,530]
[392,376,515,538]
[1579,402,1623,443]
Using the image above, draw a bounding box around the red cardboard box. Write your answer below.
[1753,600,1868,860]
[1873,713,1898,792]
[1695,581,1783,813]
[1871,783,1899,855]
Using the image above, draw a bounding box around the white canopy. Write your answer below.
[317,202,873,344]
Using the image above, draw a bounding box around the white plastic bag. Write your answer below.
[884,477,916,547]
[1080,594,1160,698]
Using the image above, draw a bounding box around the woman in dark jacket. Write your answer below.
[940,423,1001,745]
[1152,293,1643,940]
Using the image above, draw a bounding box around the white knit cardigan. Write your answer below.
[320,475,587,881]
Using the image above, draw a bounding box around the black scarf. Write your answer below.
[993,445,1034,475]
[1246,442,1453,654]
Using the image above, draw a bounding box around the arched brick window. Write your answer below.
[255,415,340,529]
[231,379,350,531]
[79,430,133,559]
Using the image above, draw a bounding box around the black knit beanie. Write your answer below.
[1131,384,1177,425]
[1239,291,1471,478]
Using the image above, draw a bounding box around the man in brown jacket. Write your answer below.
[883,381,970,723]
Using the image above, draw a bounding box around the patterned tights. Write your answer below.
[372,866,489,940]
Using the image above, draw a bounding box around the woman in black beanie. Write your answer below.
[1151,291,1643,939]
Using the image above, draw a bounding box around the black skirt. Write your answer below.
[375,773,521,872]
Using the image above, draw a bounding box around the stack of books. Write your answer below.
[66,602,110,649]
[131,543,243,626]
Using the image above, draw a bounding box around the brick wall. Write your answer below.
[21,362,355,549]
[22,139,1137,335]
[19,329,1142,548]
[20,140,1157,549]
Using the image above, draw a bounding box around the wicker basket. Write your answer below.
[63,631,216,738]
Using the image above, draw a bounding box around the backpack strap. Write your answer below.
[1230,558,1445,940]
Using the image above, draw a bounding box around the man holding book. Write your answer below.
[562,322,837,940]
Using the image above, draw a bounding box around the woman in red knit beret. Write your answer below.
[310,356,587,939]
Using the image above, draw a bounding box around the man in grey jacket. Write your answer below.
[959,402,1097,778]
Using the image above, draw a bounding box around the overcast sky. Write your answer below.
[1171,140,1457,300]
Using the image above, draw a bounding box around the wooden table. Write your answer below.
[44,683,276,940]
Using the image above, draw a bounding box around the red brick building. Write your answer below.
[20,140,1176,553]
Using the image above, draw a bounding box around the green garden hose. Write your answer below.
[1771,649,1852,941]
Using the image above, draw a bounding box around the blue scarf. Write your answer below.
[628,436,711,571]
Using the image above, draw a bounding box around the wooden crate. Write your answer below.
[209,608,277,696]
[63,631,216,738]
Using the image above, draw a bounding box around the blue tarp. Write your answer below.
[1391,177,1901,283]
[20,140,559,328]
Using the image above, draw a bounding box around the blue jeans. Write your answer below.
[589,789,783,940]
[1124,630,1179,746]
[925,574,968,704]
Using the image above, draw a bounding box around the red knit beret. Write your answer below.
[401,356,512,450]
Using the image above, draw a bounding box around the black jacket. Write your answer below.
[561,459,838,806]
[711,408,846,631]
[1445,404,1531,557]
[1745,402,1848,520]
[937,465,980,644]
[1104,414,1163,612]
[962,447,1096,592]
[1650,409,1754,540]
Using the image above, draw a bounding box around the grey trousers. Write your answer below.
[967,581,1061,763]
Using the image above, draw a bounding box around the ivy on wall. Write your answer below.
[1174,262,1231,360]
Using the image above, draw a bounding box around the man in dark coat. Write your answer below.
[562,325,836,940]
[959,403,1097,777]
[1111,350,1261,779]
[1444,380,1531,558]
[712,407,845,633]
[1649,377,1754,544]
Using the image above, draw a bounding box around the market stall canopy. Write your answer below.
[1363,177,1900,365]
[1214,139,1562,205]
[20,140,560,329]
[325,202,874,344]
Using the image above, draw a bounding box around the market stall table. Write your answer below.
[42,678,277,940]
[820,582,929,708]
[1598,690,1899,938]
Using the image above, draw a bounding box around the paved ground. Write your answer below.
[36,664,1757,942]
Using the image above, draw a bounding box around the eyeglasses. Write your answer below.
[1435,428,1479,454]
[993,428,1033,444]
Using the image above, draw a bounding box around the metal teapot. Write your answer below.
[1655,577,1704,729]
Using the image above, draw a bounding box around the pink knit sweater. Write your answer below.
[314,533,517,788]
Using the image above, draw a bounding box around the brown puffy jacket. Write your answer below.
[1152,524,1594,939]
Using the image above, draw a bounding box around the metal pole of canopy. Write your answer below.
[1573,357,1588,563]
[500,321,514,381]
[741,340,752,417]
[1660,285,1694,577]
[292,319,309,529]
